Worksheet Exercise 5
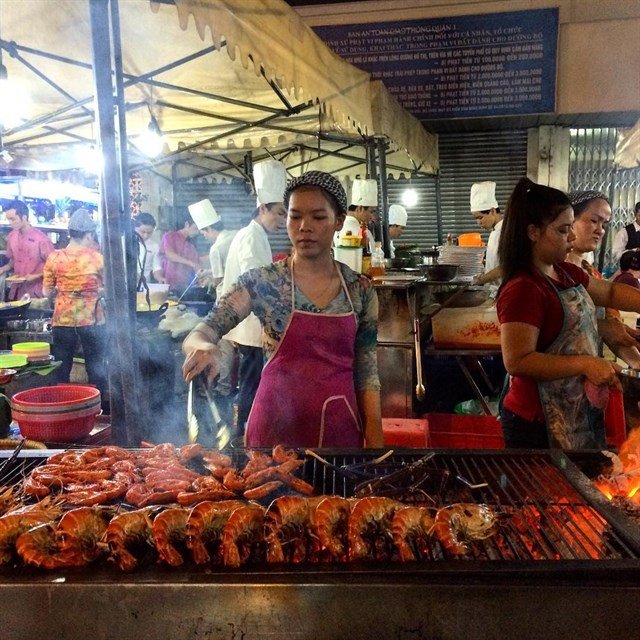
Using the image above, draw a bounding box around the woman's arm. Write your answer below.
[501,321,620,386]
[357,389,383,448]
[588,277,640,312]
[182,277,255,381]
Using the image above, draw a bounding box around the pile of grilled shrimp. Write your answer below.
[0,445,499,571]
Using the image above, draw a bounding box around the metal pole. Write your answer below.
[435,172,444,246]
[376,138,391,258]
[109,0,137,321]
[88,0,140,446]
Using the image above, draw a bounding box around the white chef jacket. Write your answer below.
[612,222,640,264]
[333,215,375,254]
[137,237,162,282]
[209,229,237,300]
[221,220,272,347]
[484,218,503,272]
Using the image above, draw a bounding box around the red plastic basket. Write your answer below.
[14,404,101,443]
[11,385,100,409]
[426,413,505,449]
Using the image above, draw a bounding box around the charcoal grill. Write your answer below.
[3,447,640,640]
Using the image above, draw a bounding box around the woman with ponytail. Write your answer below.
[496,178,640,450]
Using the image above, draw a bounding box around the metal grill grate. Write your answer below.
[304,450,640,561]
[2,449,640,567]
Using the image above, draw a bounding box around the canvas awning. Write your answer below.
[0,0,438,178]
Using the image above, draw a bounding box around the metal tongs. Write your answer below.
[187,375,231,449]
[304,449,397,481]
[0,439,25,483]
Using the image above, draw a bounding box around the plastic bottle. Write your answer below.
[446,232,454,246]
[370,242,385,277]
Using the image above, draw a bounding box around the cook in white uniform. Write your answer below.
[188,198,239,420]
[220,159,287,436]
[188,198,237,301]
[470,181,503,285]
[133,212,164,284]
[387,204,408,258]
[334,178,378,255]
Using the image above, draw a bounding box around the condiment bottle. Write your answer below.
[370,242,385,277]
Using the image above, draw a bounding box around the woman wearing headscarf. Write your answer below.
[496,178,640,450]
[566,191,640,369]
[182,171,382,448]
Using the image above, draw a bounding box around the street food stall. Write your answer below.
[2,2,640,637]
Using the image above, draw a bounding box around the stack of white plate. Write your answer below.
[439,246,486,278]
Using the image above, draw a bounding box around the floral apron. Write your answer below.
[538,276,604,449]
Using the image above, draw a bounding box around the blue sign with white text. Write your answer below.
[314,8,558,120]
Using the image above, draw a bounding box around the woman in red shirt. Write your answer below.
[497,178,640,449]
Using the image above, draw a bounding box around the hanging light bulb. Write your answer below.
[77,145,104,174]
[0,63,29,129]
[402,188,418,208]
[133,115,164,158]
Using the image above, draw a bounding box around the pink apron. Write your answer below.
[245,263,363,448]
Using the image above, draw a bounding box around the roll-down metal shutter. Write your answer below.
[386,175,439,250]
[439,130,528,243]
[174,178,292,254]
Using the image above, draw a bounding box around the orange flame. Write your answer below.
[594,427,640,501]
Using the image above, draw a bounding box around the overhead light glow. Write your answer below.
[77,145,104,174]
[133,116,164,158]
[0,67,29,129]
[402,188,418,207]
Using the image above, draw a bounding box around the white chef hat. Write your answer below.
[388,204,408,226]
[188,199,221,230]
[470,181,499,212]
[254,159,287,205]
[351,179,378,207]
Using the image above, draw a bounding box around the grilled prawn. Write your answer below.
[348,497,402,561]
[186,500,245,565]
[432,503,498,556]
[221,504,265,568]
[153,508,189,567]
[56,506,112,564]
[106,507,156,571]
[0,499,62,564]
[392,506,435,562]
[314,496,352,561]
[15,522,73,569]
[264,496,322,563]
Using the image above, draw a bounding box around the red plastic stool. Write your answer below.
[605,387,626,449]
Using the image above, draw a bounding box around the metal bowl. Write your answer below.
[420,263,459,281]
[0,369,17,385]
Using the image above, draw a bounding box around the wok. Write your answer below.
[0,299,31,321]
[136,302,169,328]
[420,263,459,281]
